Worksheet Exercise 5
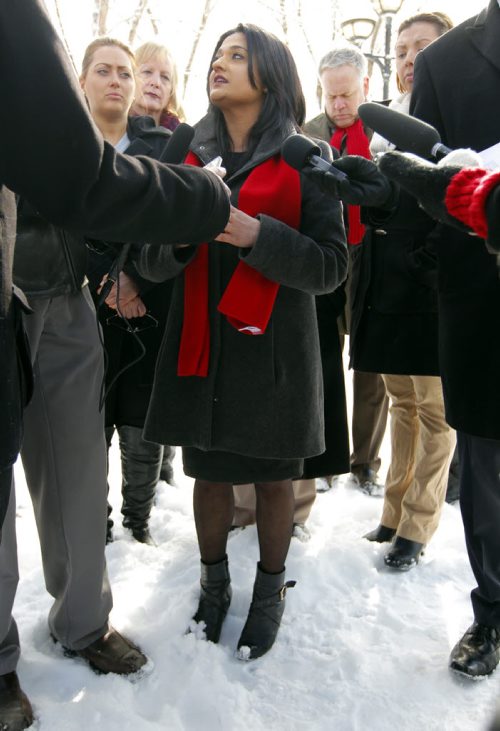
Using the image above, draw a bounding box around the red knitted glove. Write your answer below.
[445,168,500,239]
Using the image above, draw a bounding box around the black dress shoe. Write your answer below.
[0,672,33,730]
[384,536,424,571]
[364,524,396,543]
[449,623,500,678]
[64,627,147,675]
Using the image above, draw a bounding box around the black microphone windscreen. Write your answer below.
[358,102,441,159]
[159,122,195,164]
[281,134,322,171]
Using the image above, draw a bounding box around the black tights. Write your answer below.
[193,479,294,574]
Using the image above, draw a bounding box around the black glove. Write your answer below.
[305,155,397,208]
[378,151,470,232]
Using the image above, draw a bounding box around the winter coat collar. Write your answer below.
[191,110,296,182]
[125,115,171,157]
[467,0,500,75]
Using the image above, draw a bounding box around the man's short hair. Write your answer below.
[318,46,367,79]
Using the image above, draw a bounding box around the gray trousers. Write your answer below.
[0,287,112,673]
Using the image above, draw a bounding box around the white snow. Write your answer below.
[10,436,500,730]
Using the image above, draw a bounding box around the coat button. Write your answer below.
[213,397,219,403]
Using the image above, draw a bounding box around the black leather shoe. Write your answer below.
[192,556,232,643]
[384,536,424,571]
[65,627,147,675]
[364,524,396,543]
[449,623,500,678]
[0,672,33,730]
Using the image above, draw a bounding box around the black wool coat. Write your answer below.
[411,0,500,439]
[0,0,230,471]
[349,191,440,376]
[136,114,348,460]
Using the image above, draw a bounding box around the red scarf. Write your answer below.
[330,117,371,245]
[178,151,301,377]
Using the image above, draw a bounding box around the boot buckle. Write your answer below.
[279,580,296,600]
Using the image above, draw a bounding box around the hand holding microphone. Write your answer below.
[281,134,396,208]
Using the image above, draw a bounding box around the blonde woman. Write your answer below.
[131,42,184,130]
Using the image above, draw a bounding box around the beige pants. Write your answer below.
[232,479,316,527]
[380,374,455,544]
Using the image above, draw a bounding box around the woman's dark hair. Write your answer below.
[207,23,306,155]
[395,12,453,93]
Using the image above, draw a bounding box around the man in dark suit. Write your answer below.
[0,1,229,727]
[410,0,500,679]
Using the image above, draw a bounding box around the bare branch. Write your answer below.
[128,0,149,46]
[52,0,78,75]
[92,0,109,37]
[146,5,160,36]
[182,0,217,97]
[296,0,315,65]
[279,0,288,39]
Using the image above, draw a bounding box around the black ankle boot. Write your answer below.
[237,563,296,661]
[384,536,424,571]
[192,556,232,643]
[364,524,396,543]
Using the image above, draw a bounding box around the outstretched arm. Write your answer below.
[0,0,229,245]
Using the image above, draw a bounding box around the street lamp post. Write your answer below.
[341,0,404,99]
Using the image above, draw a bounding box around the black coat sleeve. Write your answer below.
[0,0,229,246]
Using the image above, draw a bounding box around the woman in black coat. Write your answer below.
[135,23,347,660]
[81,37,175,545]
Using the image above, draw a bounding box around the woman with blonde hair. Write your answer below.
[131,41,185,130]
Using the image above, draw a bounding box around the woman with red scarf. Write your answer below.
[134,23,347,660]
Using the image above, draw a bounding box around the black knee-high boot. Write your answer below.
[237,563,295,660]
[159,445,176,484]
[118,425,162,544]
[192,556,232,643]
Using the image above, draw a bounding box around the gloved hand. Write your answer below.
[305,155,398,208]
[378,151,468,230]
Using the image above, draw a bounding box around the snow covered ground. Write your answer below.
[10,434,500,730]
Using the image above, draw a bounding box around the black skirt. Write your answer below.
[182,447,303,483]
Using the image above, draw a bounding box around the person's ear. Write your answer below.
[363,76,370,100]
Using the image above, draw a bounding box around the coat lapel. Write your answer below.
[467,0,500,75]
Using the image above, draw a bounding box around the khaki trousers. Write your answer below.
[380,374,455,544]
[232,479,316,527]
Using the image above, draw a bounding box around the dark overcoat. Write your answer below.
[349,191,440,376]
[0,0,230,473]
[411,0,500,439]
[136,113,348,460]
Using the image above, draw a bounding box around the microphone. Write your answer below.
[158,122,194,163]
[98,123,195,307]
[281,134,348,180]
[358,102,452,160]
